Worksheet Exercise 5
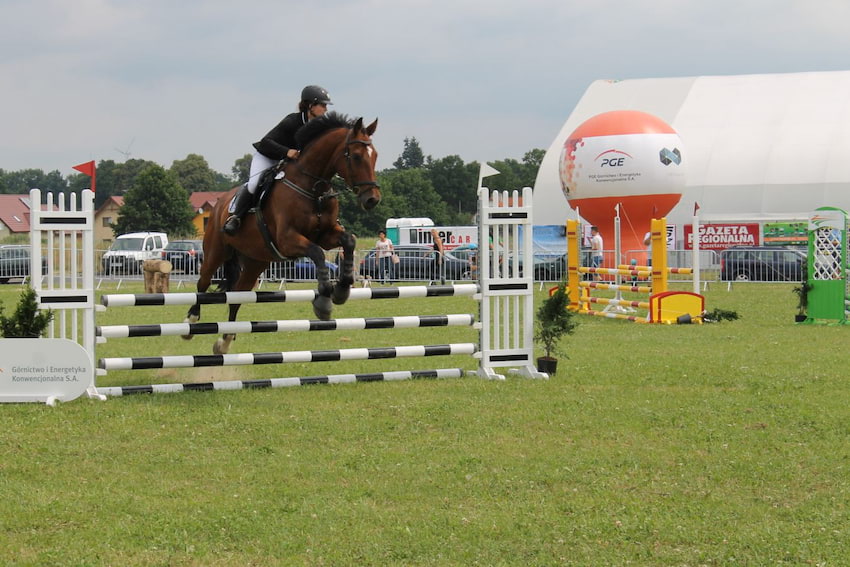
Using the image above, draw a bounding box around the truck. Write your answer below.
[385,218,477,250]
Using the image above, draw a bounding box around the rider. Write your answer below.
[222,84,333,235]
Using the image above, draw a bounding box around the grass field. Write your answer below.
[1,280,848,566]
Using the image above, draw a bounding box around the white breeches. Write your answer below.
[247,151,276,194]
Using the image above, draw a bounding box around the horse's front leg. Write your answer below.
[306,242,334,320]
[181,257,216,340]
[331,230,356,305]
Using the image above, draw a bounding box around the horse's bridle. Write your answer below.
[284,129,380,204]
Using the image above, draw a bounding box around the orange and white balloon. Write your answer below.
[559,110,686,255]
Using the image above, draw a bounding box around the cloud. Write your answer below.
[1,0,849,177]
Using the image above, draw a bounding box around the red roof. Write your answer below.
[0,194,34,233]
[95,195,124,215]
[189,191,229,212]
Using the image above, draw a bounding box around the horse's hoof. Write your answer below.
[312,296,333,320]
[213,336,233,355]
[332,285,351,305]
[181,316,198,340]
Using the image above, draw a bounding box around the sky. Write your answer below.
[2,0,849,179]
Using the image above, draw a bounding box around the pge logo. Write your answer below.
[659,147,681,166]
[595,149,632,167]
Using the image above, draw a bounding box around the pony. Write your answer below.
[183,112,380,354]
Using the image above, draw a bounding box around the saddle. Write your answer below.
[255,160,287,211]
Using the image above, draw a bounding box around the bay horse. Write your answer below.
[183,112,380,354]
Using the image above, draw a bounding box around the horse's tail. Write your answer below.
[218,254,241,292]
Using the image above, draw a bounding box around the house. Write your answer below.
[94,195,123,248]
[189,191,230,238]
[0,194,33,239]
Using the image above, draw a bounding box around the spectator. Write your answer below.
[590,226,604,279]
[375,230,395,284]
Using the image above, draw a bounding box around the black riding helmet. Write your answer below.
[301,85,332,105]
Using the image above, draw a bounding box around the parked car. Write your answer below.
[162,240,204,273]
[359,245,472,281]
[0,245,46,283]
[720,246,806,282]
[102,232,169,275]
[266,257,339,281]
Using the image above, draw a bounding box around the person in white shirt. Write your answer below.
[590,226,604,280]
[375,230,395,284]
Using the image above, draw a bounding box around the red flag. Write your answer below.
[72,160,96,192]
[693,202,700,215]
[72,161,94,176]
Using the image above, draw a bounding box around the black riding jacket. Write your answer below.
[252,111,308,160]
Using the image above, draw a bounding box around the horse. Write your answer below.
[183,112,380,354]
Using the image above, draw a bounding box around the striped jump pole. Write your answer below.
[97,314,475,339]
[97,368,466,397]
[583,309,650,323]
[101,284,479,308]
[616,264,694,276]
[586,297,651,310]
[579,281,654,294]
[580,267,653,278]
[99,343,477,371]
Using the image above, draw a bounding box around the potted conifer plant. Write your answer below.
[792,266,812,323]
[534,279,577,375]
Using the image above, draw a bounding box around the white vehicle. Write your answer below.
[101,232,169,275]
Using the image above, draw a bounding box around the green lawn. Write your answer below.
[0,281,848,566]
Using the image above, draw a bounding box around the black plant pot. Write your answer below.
[795,314,808,323]
[536,356,558,375]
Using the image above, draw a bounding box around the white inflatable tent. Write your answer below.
[534,70,850,233]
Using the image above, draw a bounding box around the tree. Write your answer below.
[112,164,196,237]
[169,154,218,193]
[92,159,159,209]
[424,155,479,223]
[483,149,546,192]
[392,137,425,169]
[0,169,67,195]
[232,154,252,185]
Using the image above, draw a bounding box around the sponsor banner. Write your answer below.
[763,221,808,246]
[684,223,759,250]
[411,226,477,250]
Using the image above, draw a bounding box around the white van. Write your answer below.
[101,232,169,275]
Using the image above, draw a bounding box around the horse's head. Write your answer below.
[337,117,381,210]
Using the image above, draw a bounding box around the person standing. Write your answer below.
[644,230,652,267]
[375,230,395,284]
[590,226,604,279]
[223,85,333,235]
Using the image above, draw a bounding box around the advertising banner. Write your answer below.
[684,223,759,250]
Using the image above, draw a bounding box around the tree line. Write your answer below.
[0,138,544,237]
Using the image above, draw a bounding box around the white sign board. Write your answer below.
[0,339,92,405]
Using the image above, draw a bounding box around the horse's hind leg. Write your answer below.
[332,230,356,305]
[305,242,334,320]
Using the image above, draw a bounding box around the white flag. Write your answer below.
[479,163,500,179]
[478,163,500,189]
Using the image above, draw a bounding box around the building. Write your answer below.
[94,195,124,248]
[0,194,34,239]
[189,191,229,238]
[534,70,850,244]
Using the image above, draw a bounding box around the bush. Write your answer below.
[0,287,53,338]
[535,279,577,359]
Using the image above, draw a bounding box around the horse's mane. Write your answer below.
[296,111,354,149]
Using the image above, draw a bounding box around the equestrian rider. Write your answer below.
[223,85,332,235]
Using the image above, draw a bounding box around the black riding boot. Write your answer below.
[222,185,253,235]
